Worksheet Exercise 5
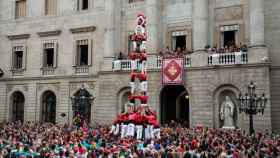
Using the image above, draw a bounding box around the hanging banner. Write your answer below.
[162,57,184,85]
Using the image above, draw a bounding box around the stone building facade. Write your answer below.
[0,0,279,132]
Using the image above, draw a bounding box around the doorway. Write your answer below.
[72,88,92,123]
[41,91,56,123]
[11,91,25,122]
[172,35,186,51]
[160,85,189,127]
[223,31,236,47]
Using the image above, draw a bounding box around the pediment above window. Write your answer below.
[37,30,61,37]
[70,26,96,34]
[7,34,30,40]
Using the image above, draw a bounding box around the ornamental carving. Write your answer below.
[70,26,96,34]
[215,6,243,22]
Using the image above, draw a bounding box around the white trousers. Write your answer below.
[153,128,160,139]
[149,125,154,139]
[114,124,120,135]
[130,82,135,94]
[121,124,127,138]
[140,81,147,93]
[145,127,151,140]
[136,125,143,139]
[110,125,116,134]
[131,60,137,70]
[126,123,135,137]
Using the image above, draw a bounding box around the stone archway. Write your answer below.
[41,91,56,123]
[160,85,190,127]
[213,85,241,128]
[117,87,130,114]
[10,91,25,122]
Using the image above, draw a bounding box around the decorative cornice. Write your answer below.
[70,26,96,34]
[37,30,61,37]
[7,34,30,40]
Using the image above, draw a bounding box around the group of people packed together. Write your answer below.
[0,121,279,157]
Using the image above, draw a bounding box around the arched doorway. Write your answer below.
[41,91,56,123]
[160,85,190,127]
[120,91,130,113]
[11,91,25,122]
[71,87,93,123]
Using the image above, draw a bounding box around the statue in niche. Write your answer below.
[220,96,235,129]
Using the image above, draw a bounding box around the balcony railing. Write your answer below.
[41,67,55,75]
[112,55,191,71]
[73,66,89,74]
[208,51,248,65]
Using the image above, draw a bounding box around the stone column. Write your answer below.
[192,0,208,51]
[191,0,209,67]
[103,0,117,70]
[249,0,265,47]
[248,0,268,64]
[146,0,159,54]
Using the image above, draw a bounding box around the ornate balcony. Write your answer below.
[208,51,248,65]
[112,55,191,71]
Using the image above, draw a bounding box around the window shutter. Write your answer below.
[42,44,45,68]
[11,47,16,69]
[73,41,78,66]
[53,42,58,68]
[43,49,47,67]
[88,39,92,66]
[22,45,27,70]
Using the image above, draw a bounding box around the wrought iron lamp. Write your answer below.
[70,87,94,119]
[238,81,268,135]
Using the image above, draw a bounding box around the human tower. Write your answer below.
[110,14,160,140]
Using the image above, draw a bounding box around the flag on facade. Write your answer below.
[162,57,184,85]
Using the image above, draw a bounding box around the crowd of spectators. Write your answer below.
[114,42,248,61]
[206,42,248,54]
[0,121,279,157]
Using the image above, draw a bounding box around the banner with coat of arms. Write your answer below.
[161,58,184,85]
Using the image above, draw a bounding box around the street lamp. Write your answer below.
[238,81,268,135]
[70,87,94,123]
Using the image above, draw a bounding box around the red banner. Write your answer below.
[162,57,184,85]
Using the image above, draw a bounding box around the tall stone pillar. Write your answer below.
[146,0,159,54]
[191,0,209,67]
[249,0,265,47]
[248,0,268,63]
[103,0,117,70]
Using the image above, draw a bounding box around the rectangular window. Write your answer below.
[12,46,26,69]
[128,0,144,3]
[42,42,58,68]
[220,25,239,48]
[78,0,89,10]
[171,31,187,51]
[45,0,57,16]
[15,0,27,18]
[75,39,92,66]
[14,51,23,69]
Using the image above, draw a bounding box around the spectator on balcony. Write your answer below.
[117,52,125,60]
[240,43,248,52]
[176,47,184,57]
